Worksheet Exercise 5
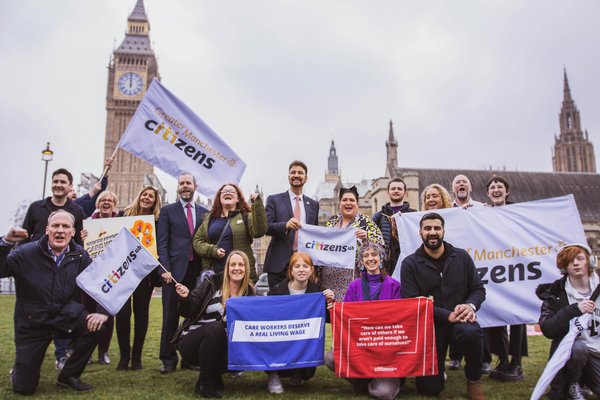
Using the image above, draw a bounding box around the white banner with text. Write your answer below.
[392,195,587,327]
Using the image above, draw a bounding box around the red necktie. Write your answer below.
[293,196,301,251]
[186,203,194,261]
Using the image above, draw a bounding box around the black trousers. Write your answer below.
[486,324,528,364]
[159,261,200,367]
[415,321,484,396]
[450,331,493,364]
[115,276,153,362]
[82,292,114,355]
[267,270,288,291]
[178,321,227,378]
[12,313,102,395]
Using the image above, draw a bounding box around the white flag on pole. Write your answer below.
[119,78,246,197]
[530,314,591,400]
[76,228,158,315]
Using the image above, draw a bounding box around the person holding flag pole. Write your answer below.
[171,250,255,398]
[114,185,162,371]
[0,211,108,394]
[533,244,600,400]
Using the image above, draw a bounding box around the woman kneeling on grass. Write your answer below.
[536,243,600,400]
[173,250,255,398]
[325,241,402,400]
[266,252,335,394]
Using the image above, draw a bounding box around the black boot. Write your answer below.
[131,359,143,370]
[116,357,129,371]
[195,375,222,399]
[215,374,225,391]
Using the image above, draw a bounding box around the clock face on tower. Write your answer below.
[117,72,144,96]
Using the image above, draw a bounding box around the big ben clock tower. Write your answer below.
[104,0,161,207]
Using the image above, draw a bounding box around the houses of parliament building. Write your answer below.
[316,69,599,256]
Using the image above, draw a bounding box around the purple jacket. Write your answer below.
[343,274,401,302]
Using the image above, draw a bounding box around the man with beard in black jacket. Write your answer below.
[401,212,486,400]
[0,210,108,394]
[372,177,415,275]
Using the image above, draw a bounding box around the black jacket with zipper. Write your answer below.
[0,235,102,334]
[401,242,485,325]
[536,275,591,400]
[172,273,254,344]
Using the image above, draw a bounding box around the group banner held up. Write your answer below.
[392,195,587,328]
[119,78,246,197]
[76,228,158,315]
[227,293,325,371]
[83,215,157,259]
[331,297,437,378]
[297,224,356,269]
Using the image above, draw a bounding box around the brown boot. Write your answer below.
[467,381,485,400]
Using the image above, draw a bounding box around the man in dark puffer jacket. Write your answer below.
[0,210,108,394]
[372,177,415,275]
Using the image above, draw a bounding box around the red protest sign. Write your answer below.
[330,297,437,378]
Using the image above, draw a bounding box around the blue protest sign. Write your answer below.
[226,292,325,370]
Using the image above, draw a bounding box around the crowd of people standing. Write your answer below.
[0,159,596,400]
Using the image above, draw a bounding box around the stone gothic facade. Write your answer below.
[552,69,596,173]
[316,71,600,255]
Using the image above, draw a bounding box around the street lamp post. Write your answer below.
[41,142,54,199]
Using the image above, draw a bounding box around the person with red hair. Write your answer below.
[193,183,267,282]
[265,252,334,394]
[537,244,600,400]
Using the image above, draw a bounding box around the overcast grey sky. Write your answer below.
[0,0,599,232]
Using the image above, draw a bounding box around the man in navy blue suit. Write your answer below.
[157,173,208,373]
[264,160,319,289]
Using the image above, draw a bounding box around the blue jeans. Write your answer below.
[53,338,70,360]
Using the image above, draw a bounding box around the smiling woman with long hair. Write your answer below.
[173,250,255,398]
[420,183,452,210]
[115,186,161,371]
[193,183,267,282]
[80,190,119,366]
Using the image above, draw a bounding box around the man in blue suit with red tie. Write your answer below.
[264,160,319,290]
[157,173,208,373]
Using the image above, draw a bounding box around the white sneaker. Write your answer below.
[568,383,585,400]
[55,357,67,372]
[268,374,284,394]
[581,385,594,398]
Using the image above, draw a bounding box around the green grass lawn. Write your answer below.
[0,295,548,399]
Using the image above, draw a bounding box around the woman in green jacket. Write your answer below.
[193,183,267,282]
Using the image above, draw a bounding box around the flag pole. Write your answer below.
[124,228,180,285]
[156,261,179,285]
[99,146,120,181]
